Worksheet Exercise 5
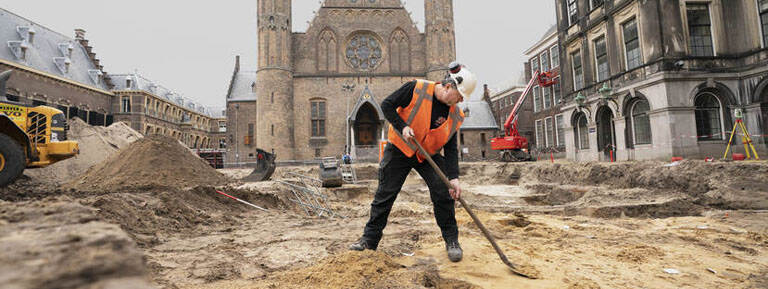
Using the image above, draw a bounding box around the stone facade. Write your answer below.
[556,0,768,161]
[457,101,498,161]
[1,8,222,150]
[226,0,459,163]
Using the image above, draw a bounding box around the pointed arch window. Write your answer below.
[318,29,338,72]
[390,29,409,72]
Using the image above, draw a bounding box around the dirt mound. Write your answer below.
[0,197,154,288]
[82,186,287,246]
[67,135,230,192]
[255,251,477,289]
[0,174,61,201]
[25,118,143,185]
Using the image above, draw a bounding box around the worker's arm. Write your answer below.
[381,81,417,133]
[444,133,461,200]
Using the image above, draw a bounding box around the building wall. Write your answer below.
[226,101,259,164]
[245,0,457,162]
[489,87,536,152]
[112,90,218,149]
[1,62,113,125]
[458,128,496,161]
[556,0,768,161]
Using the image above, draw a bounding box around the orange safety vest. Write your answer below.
[387,80,465,162]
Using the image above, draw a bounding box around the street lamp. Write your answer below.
[598,82,613,106]
[342,82,356,155]
[574,92,586,108]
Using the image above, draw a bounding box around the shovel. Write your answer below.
[394,130,537,279]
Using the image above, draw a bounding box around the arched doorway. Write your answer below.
[596,106,616,160]
[354,103,379,146]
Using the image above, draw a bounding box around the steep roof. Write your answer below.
[226,70,257,102]
[459,101,498,130]
[111,72,214,117]
[0,8,110,91]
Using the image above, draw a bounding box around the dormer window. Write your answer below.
[8,41,27,60]
[148,83,158,93]
[88,69,103,84]
[53,57,71,73]
[126,78,132,88]
[16,26,35,44]
[58,43,73,57]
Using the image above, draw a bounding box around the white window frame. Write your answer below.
[535,119,544,148]
[571,50,583,90]
[550,45,560,68]
[621,17,643,71]
[630,100,653,145]
[555,114,565,147]
[540,50,550,72]
[575,113,589,150]
[695,92,726,140]
[593,35,608,82]
[533,86,541,112]
[568,0,578,26]
[544,116,554,147]
[685,2,717,57]
[121,96,131,113]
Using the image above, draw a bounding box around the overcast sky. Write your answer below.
[0,1,555,108]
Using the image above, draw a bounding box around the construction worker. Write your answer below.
[350,62,477,262]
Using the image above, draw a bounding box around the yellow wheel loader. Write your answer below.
[0,70,79,187]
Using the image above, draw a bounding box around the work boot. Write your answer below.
[349,237,377,251]
[445,239,463,262]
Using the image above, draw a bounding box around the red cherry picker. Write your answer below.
[490,70,557,161]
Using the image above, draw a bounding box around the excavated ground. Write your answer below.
[2,153,767,288]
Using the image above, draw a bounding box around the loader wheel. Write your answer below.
[0,134,25,187]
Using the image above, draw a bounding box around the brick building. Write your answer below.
[0,9,113,126]
[556,0,768,161]
[110,73,223,149]
[227,0,460,163]
[487,85,535,154]
[457,101,498,161]
[524,25,565,158]
[1,8,223,150]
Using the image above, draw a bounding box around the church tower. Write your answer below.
[256,0,295,159]
[424,0,457,81]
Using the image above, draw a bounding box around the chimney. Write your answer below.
[482,84,491,103]
[74,29,86,40]
[234,55,240,73]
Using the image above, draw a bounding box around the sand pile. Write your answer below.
[0,197,154,288]
[67,135,230,192]
[25,118,143,185]
[254,251,476,289]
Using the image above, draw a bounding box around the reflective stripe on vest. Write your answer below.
[387,80,464,162]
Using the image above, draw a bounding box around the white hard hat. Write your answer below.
[448,62,477,100]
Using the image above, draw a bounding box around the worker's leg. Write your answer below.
[414,154,458,242]
[361,144,413,246]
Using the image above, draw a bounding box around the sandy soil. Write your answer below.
[2,157,767,289]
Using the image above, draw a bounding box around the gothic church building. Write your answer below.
[226,0,457,163]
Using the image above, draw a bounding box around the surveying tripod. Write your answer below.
[723,109,760,160]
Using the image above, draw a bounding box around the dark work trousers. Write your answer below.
[362,143,458,247]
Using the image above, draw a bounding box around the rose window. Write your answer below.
[345,33,382,71]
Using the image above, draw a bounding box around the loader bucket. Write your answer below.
[242,149,276,182]
[319,157,343,188]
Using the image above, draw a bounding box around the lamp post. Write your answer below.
[342,82,356,155]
